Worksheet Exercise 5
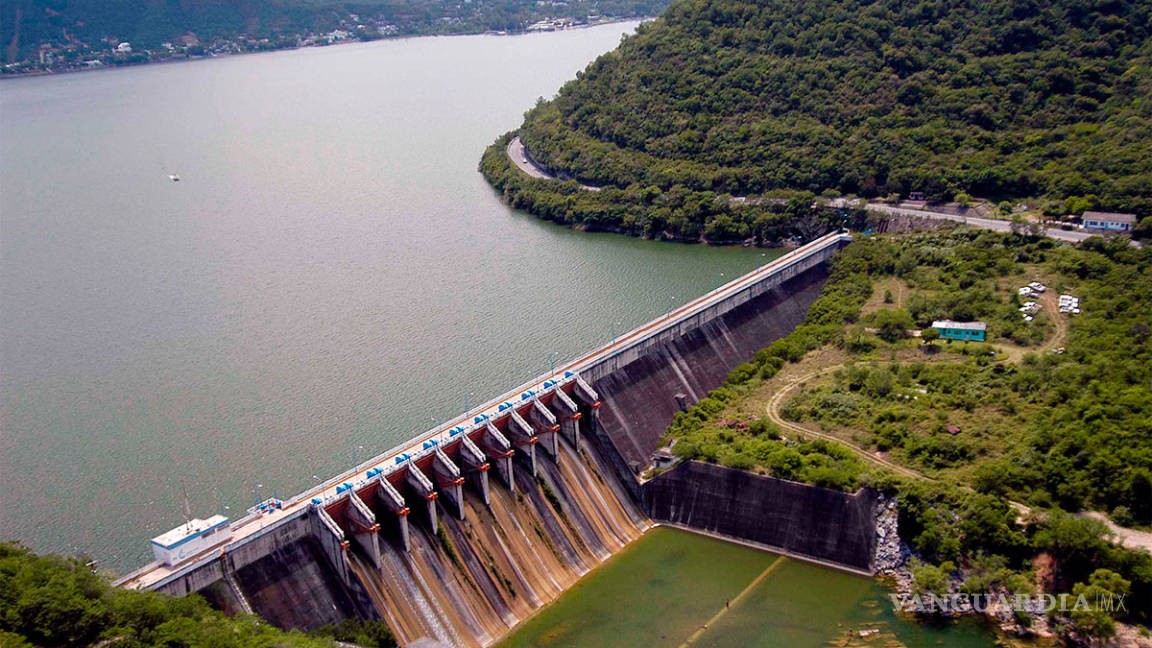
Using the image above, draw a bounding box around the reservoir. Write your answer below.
[0,22,776,571]
[497,527,997,648]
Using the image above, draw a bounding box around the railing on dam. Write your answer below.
[116,231,851,591]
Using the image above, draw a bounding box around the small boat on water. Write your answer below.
[169,174,180,182]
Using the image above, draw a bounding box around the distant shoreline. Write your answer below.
[0,18,647,82]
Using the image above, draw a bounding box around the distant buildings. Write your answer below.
[527,18,577,31]
[931,320,987,342]
[1082,211,1136,232]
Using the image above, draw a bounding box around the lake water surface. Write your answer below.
[0,23,782,570]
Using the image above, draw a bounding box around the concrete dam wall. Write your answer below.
[119,234,876,646]
[589,265,828,470]
[150,424,649,645]
[643,462,878,572]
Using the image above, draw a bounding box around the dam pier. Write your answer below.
[117,232,875,646]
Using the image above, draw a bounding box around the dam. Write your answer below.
[116,232,869,646]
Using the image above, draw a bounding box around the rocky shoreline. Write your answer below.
[871,496,1151,648]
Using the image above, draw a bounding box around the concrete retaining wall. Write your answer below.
[152,508,376,630]
[150,511,311,597]
[232,536,361,631]
[151,558,224,598]
[579,238,839,384]
[590,264,828,470]
[643,461,877,572]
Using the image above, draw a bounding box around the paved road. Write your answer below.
[507,137,600,190]
[506,139,1141,247]
[861,203,1103,244]
[507,137,551,179]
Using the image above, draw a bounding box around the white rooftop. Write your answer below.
[932,320,987,331]
[150,515,229,548]
[1083,211,1136,224]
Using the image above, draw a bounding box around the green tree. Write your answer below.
[1069,569,1131,644]
[0,541,353,648]
[911,561,953,597]
[1110,506,1135,527]
[872,309,914,343]
[921,327,940,345]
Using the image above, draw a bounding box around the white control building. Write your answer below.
[150,515,232,566]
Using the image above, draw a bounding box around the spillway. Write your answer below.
[348,435,648,646]
[117,234,874,648]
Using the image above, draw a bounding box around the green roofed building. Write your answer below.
[931,320,987,342]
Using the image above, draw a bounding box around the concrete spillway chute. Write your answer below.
[405,463,439,532]
[373,475,411,552]
[479,423,515,492]
[527,400,561,458]
[506,410,538,477]
[307,504,363,596]
[345,491,383,569]
[546,388,582,449]
[431,449,466,521]
[571,375,601,412]
[457,436,491,505]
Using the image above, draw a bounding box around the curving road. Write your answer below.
[507,137,552,179]
[507,137,600,190]
[506,138,1140,247]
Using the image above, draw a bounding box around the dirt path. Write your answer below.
[763,364,928,480]
[761,358,1048,522]
[1038,289,1068,353]
[1080,512,1152,552]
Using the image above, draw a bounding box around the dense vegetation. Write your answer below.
[661,230,1152,631]
[0,541,396,648]
[484,0,1152,239]
[481,133,864,242]
[1,0,667,66]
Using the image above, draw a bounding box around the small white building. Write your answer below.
[150,515,231,566]
[115,42,133,53]
[1082,211,1136,232]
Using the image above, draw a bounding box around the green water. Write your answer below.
[498,527,997,648]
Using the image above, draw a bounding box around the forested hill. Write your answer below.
[507,0,1152,217]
